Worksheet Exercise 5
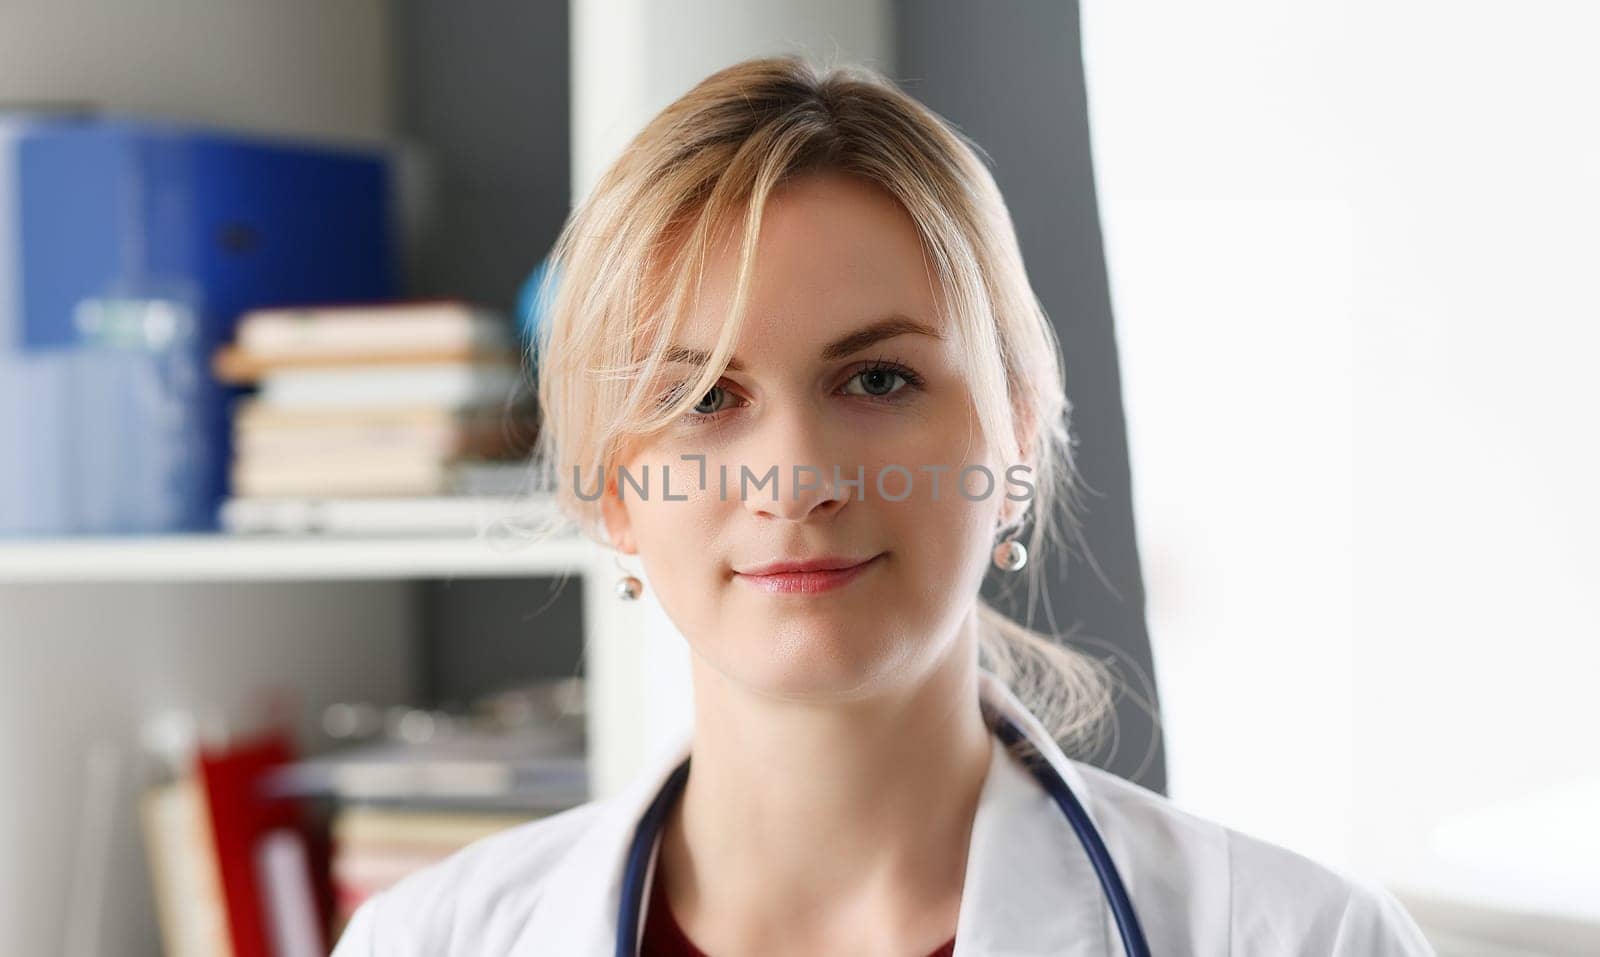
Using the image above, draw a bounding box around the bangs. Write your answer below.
[606,149,823,446]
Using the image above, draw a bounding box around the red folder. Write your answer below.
[196,728,331,957]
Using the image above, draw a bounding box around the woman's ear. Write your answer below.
[598,473,639,555]
[997,400,1037,534]
[996,486,1030,537]
[1012,398,1038,472]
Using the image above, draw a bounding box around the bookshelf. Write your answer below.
[0,532,676,802]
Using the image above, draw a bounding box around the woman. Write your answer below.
[332,56,1433,955]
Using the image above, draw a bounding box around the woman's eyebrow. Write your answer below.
[664,314,944,373]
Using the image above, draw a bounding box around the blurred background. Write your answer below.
[0,1,1593,955]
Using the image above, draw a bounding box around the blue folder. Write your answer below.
[0,116,397,534]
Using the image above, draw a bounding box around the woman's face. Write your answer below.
[603,170,1012,700]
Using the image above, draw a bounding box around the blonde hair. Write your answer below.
[526,55,1112,760]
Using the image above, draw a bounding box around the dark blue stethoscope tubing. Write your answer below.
[616,717,1152,957]
[617,757,691,957]
[992,715,1153,957]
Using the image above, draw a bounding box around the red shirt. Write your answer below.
[641,868,957,957]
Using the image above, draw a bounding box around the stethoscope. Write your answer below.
[616,713,1152,957]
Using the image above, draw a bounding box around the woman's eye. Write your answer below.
[691,385,732,415]
[843,367,910,398]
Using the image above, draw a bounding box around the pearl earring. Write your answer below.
[614,554,643,601]
[992,537,1028,572]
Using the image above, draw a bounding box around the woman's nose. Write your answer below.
[739,409,852,523]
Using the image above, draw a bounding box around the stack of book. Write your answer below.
[264,683,588,938]
[328,806,543,932]
[213,301,561,535]
[140,715,330,957]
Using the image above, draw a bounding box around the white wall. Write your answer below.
[1081,0,1357,870]
[0,0,392,142]
[1082,0,1599,923]
[1343,1,1600,922]
[571,0,892,201]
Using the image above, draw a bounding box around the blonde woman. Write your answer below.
[332,57,1432,956]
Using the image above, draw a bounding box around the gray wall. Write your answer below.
[0,0,391,142]
[419,577,585,707]
[389,0,589,708]
[896,0,1166,792]
[391,0,571,312]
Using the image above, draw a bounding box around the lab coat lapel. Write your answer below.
[509,734,694,956]
[953,671,1116,956]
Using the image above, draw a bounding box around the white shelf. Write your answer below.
[0,527,661,801]
[0,532,603,583]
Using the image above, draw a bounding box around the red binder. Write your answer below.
[196,728,331,957]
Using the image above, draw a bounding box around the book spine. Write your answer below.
[238,305,501,354]
[257,364,521,410]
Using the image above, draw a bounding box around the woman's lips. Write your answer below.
[734,553,884,595]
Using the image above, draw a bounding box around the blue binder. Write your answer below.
[0,117,396,533]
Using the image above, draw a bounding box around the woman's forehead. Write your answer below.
[669,173,948,359]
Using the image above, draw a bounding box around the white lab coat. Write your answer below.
[331,670,1435,955]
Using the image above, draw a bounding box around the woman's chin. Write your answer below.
[730,626,914,702]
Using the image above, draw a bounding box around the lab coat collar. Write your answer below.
[511,668,1117,956]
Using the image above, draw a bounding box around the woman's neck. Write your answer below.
[657,621,993,956]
